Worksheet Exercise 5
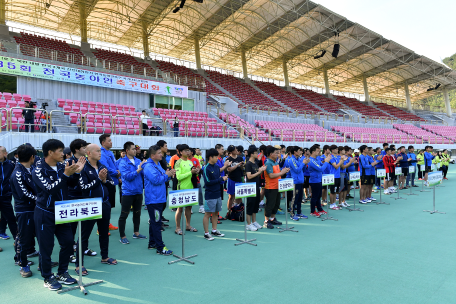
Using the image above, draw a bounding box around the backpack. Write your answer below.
[230,202,245,222]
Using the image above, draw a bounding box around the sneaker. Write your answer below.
[342,202,350,207]
[338,204,344,208]
[271,219,282,225]
[330,204,339,210]
[372,189,378,193]
[444,177,448,180]
[156,247,173,255]
[412,185,419,187]
[263,221,274,229]
[211,230,225,237]
[296,213,308,219]
[108,223,118,230]
[276,209,285,215]
[204,233,215,241]
[20,265,32,278]
[97,230,111,236]
[365,198,372,203]
[0,233,10,240]
[132,234,147,239]
[384,190,390,195]
[69,255,76,263]
[27,250,39,258]
[318,210,328,215]
[57,271,77,285]
[310,212,321,217]
[259,200,265,207]
[253,222,262,229]
[161,217,170,223]
[359,200,367,204]
[84,249,97,256]
[418,178,423,180]
[15,260,34,266]
[369,197,377,201]
[290,215,300,221]
[375,186,381,190]
[44,275,62,291]
[119,238,130,244]
[198,206,205,213]
[148,244,156,250]
[162,223,169,227]
[247,224,258,231]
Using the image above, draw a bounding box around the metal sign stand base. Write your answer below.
[423,186,445,214]
[321,191,338,221]
[279,195,298,233]
[169,212,197,265]
[58,221,103,295]
[420,180,430,192]
[347,188,363,212]
[376,178,389,205]
[235,198,257,245]
[407,185,418,196]
[394,186,406,200]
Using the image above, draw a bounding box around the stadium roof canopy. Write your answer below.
[4,0,456,101]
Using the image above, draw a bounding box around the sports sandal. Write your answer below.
[75,267,88,276]
[101,258,117,265]
[175,229,183,235]
[186,227,198,232]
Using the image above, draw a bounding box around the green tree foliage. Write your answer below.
[422,54,456,109]
[0,75,17,93]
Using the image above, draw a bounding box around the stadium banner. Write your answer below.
[278,178,294,192]
[235,182,257,198]
[168,189,199,209]
[55,198,102,224]
[427,171,443,187]
[0,55,188,98]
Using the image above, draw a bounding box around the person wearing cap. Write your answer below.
[63,147,72,160]
[135,145,144,161]
[225,145,245,219]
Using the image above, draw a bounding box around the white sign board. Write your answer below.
[427,171,443,187]
[235,182,257,198]
[377,169,386,178]
[279,178,294,192]
[349,171,360,182]
[168,189,199,209]
[322,174,335,186]
[409,166,415,174]
[395,167,403,176]
[55,198,102,224]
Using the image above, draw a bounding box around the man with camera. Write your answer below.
[22,101,35,133]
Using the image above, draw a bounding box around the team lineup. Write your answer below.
[0,136,450,291]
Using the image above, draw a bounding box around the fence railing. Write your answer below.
[7,107,49,133]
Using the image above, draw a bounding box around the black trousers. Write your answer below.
[441,165,448,178]
[147,203,165,251]
[108,186,116,209]
[34,207,73,279]
[0,196,17,237]
[118,194,143,238]
[417,165,423,179]
[310,183,324,213]
[75,203,111,267]
[142,123,149,136]
[15,211,35,267]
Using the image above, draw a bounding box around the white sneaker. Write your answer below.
[253,222,262,229]
[259,200,265,207]
[247,224,258,231]
[338,203,344,208]
[343,202,350,207]
[350,186,355,189]
[384,190,390,195]
[359,200,367,204]
[365,198,372,203]
[199,206,205,213]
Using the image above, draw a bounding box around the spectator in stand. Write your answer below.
[173,116,179,137]
[22,101,35,133]
[140,110,151,136]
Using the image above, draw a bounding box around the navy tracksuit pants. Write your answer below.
[292,184,303,214]
[34,207,73,279]
[0,196,18,237]
[310,183,324,213]
[15,212,35,267]
[147,203,165,251]
[75,203,111,267]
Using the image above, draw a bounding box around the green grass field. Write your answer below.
[1,172,455,304]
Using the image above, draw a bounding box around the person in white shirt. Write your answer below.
[140,110,151,136]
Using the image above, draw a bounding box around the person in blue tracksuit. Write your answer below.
[99,134,120,213]
[374,147,384,189]
[397,146,410,189]
[143,145,175,255]
[406,146,418,187]
[282,147,292,210]
[319,145,331,204]
[32,139,83,291]
[288,146,308,220]
[0,145,17,240]
[11,144,37,277]
[75,144,117,277]
[303,148,311,201]
[423,145,436,185]
[118,141,147,244]
[308,145,332,217]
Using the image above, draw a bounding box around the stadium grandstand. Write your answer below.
[0,1,455,152]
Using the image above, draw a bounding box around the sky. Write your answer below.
[313,0,456,63]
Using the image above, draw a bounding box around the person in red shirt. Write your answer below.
[382,148,400,194]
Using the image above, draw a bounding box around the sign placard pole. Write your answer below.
[168,189,199,265]
[279,185,298,233]
[234,183,258,246]
[420,179,430,192]
[56,198,103,295]
[376,177,389,205]
[235,197,258,245]
[321,175,337,221]
[169,213,197,264]
[347,172,363,212]
[393,168,406,201]
[423,186,445,214]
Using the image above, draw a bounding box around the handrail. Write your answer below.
[117,115,164,136]
[82,113,114,134]
[9,107,48,133]
[165,118,240,139]
[0,108,8,133]
[49,109,82,133]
